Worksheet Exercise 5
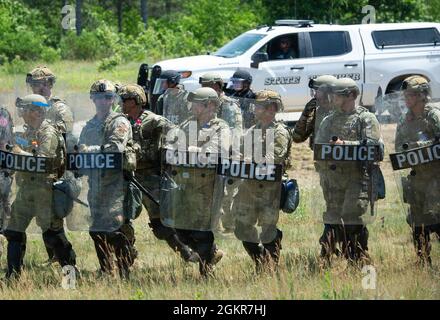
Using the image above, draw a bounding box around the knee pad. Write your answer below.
[4,229,26,244]
[148,218,175,240]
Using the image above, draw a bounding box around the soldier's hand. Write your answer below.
[304,98,317,114]
[11,145,23,154]
[78,144,88,152]
[329,138,344,145]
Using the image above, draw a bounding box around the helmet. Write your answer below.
[308,75,337,91]
[15,94,49,117]
[153,70,181,95]
[231,69,252,83]
[26,66,56,86]
[227,69,252,91]
[89,79,117,100]
[187,87,220,107]
[199,72,224,86]
[254,89,283,112]
[118,84,147,107]
[402,75,431,96]
[331,77,360,96]
[159,70,181,84]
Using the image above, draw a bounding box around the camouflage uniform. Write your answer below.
[0,107,14,231]
[119,83,201,263]
[4,95,76,279]
[315,85,381,261]
[291,75,337,148]
[230,89,256,129]
[395,75,440,264]
[156,86,191,125]
[163,87,228,275]
[217,94,243,233]
[27,66,76,262]
[234,89,291,270]
[79,80,136,277]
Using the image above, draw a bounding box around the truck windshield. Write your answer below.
[214,33,266,58]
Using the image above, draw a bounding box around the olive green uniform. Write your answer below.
[5,120,76,277]
[395,103,440,260]
[291,98,332,149]
[315,106,381,260]
[79,111,137,276]
[217,94,243,232]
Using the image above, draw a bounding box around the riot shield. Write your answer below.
[382,90,440,228]
[3,144,60,234]
[159,86,191,125]
[65,114,126,233]
[160,117,229,231]
[312,109,384,228]
[217,123,283,244]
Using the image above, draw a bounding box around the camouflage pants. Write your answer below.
[233,180,280,244]
[405,171,440,227]
[161,167,221,231]
[0,171,12,230]
[8,180,63,233]
[319,169,372,225]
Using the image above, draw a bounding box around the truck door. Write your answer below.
[251,32,309,111]
[301,30,364,97]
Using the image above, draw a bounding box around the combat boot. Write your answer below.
[413,226,432,267]
[262,229,283,271]
[166,234,201,263]
[199,246,224,277]
[5,241,25,280]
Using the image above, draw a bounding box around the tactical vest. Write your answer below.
[131,111,161,171]
[104,113,137,172]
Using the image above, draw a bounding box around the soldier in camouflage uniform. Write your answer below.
[26,66,74,134]
[163,87,227,276]
[26,65,76,264]
[315,78,382,262]
[4,94,77,279]
[199,73,243,233]
[78,80,137,278]
[154,70,191,125]
[291,75,337,148]
[0,107,14,233]
[395,75,440,265]
[118,84,200,263]
[233,89,291,271]
[226,69,256,129]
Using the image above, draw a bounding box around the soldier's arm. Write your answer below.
[232,102,243,138]
[37,127,59,157]
[53,102,74,133]
[292,98,316,143]
[417,108,440,147]
[104,117,132,152]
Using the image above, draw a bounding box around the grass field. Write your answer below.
[0,61,439,300]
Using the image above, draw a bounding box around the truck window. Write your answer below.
[309,31,352,57]
[214,33,266,58]
[372,28,440,48]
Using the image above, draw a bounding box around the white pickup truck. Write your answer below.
[146,20,440,123]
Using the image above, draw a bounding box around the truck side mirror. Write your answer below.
[251,52,269,68]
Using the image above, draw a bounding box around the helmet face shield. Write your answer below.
[153,78,168,95]
[90,92,117,101]
[226,78,246,91]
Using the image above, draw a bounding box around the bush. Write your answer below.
[1,55,30,74]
